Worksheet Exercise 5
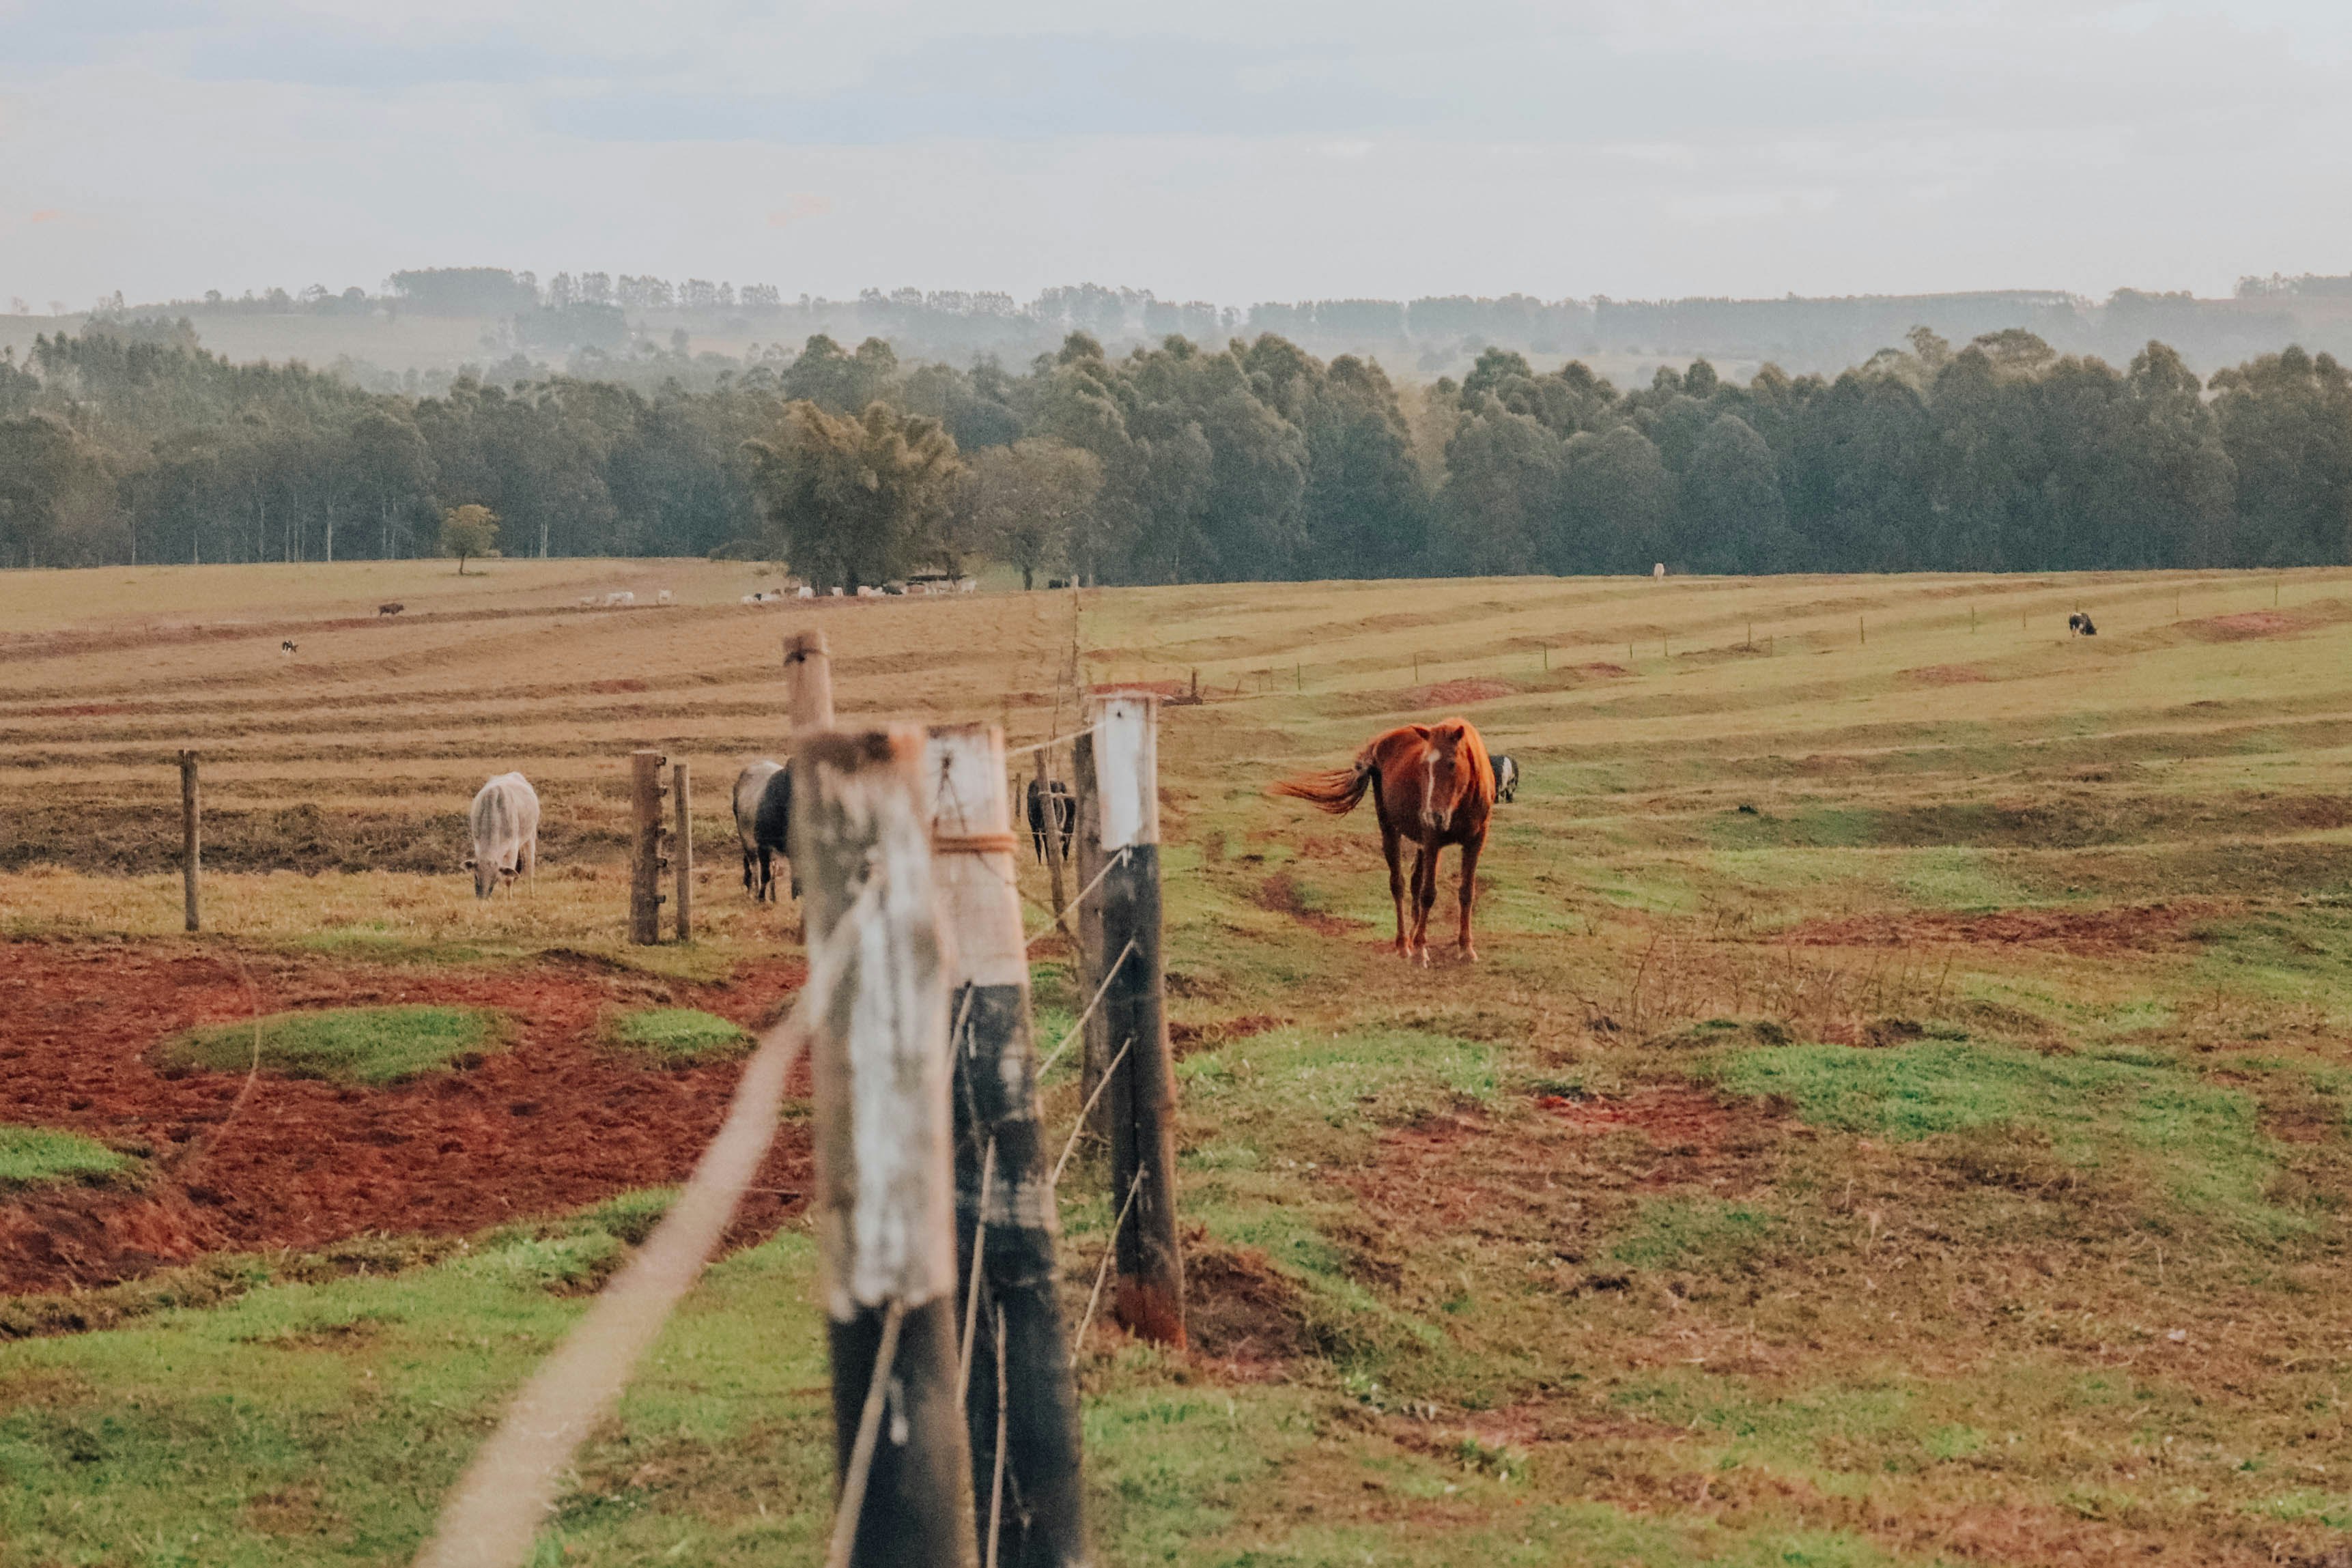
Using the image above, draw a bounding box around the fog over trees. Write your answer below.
[3,314,2348,582]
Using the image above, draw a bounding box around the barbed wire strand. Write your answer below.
[1068,1169,1146,1368]
[1048,1035,1132,1191]
[1025,846,1127,950]
[1036,939,1134,1082]
[412,886,870,1568]
[957,1137,997,1400]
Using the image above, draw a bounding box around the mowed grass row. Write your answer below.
[3,561,2352,1565]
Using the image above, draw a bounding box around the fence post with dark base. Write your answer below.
[629,750,666,945]
[926,723,1089,1568]
[671,762,693,943]
[795,726,977,1568]
[1088,693,1187,1348]
[179,750,201,933]
[1072,730,1110,1144]
[787,629,835,732]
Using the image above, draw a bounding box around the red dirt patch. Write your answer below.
[1772,900,2226,957]
[1183,1232,1311,1366]
[1534,1083,1776,1189]
[2189,610,2302,641]
[1903,664,1993,685]
[0,939,811,1295]
[1255,872,1362,936]
[1169,1013,1287,1059]
[1402,679,1514,708]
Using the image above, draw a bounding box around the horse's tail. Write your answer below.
[1270,761,1376,816]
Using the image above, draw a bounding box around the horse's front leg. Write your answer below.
[1454,833,1483,961]
[1381,822,1411,958]
[1410,842,1437,966]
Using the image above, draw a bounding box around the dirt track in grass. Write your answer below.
[0,938,810,1294]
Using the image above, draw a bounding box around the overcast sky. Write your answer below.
[5,0,2350,310]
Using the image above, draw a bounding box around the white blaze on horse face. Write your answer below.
[1420,745,1452,832]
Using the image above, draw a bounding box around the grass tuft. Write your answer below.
[0,1126,128,1188]
[606,1008,750,1064]
[159,1005,502,1085]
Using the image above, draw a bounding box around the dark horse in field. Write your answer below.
[1271,718,1497,964]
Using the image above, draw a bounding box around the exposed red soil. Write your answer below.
[1903,664,1994,685]
[0,939,811,1295]
[1182,1232,1311,1367]
[1402,679,1514,708]
[2189,610,2302,640]
[1255,871,1364,936]
[1168,1013,1287,1059]
[1531,1083,1783,1189]
[1772,900,2226,957]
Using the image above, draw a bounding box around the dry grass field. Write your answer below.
[3,558,2352,1566]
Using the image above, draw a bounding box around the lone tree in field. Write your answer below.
[745,400,959,593]
[439,504,498,575]
[952,438,1102,588]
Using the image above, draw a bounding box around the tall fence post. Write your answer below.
[787,629,834,732]
[672,761,693,943]
[1072,730,1111,1143]
[926,724,1088,1568]
[1088,692,1186,1348]
[796,728,976,1568]
[178,750,201,933]
[629,750,666,945]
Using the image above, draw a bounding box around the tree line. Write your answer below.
[3,317,2347,580]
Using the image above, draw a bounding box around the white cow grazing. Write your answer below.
[656,589,674,605]
[465,772,541,900]
[604,590,635,607]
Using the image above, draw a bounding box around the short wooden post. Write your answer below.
[1036,747,1070,939]
[926,724,1088,1568]
[787,629,834,732]
[629,750,665,945]
[1088,693,1186,1348]
[178,750,201,932]
[1073,730,1111,1143]
[671,762,693,943]
[796,727,976,1568]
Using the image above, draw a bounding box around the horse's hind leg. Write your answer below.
[1381,821,1410,957]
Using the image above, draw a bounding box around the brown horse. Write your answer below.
[1271,718,1497,963]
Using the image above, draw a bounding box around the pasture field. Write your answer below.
[3,558,2352,1566]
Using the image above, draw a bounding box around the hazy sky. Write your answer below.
[5,0,2350,309]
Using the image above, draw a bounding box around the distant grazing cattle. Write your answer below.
[604,590,635,607]
[465,772,541,900]
[579,596,598,608]
[2068,612,2098,636]
[733,759,797,902]
[378,603,403,616]
[1653,562,1667,578]
[655,589,674,605]
[279,640,298,655]
[796,585,814,599]
[1494,754,1520,803]
[1026,776,1076,864]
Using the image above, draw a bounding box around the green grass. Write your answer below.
[605,1007,750,1064]
[0,1125,127,1188]
[159,1006,503,1085]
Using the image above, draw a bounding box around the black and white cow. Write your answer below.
[2068,612,2099,637]
[1493,754,1520,803]
[733,759,797,902]
[1026,776,1075,863]
[464,772,540,899]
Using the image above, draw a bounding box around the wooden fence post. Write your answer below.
[1088,692,1186,1348]
[926,724,1088,1568]
[787,629,834,732]
[1072,730,1110,1143]
[178,750,200,933]
[672,762,693,943]
[795,727,976,1568]
[1036,747,1070,939]
[629,750,665,945]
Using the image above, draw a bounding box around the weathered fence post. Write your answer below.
[926,724,1088,1568]
[1072,730,1110,1143]
[671,762,693,943]
[787,629,834,732]
[1088,693,1186,1348]
[1036,748,1070,939]
[178,750,201,933]
[796,727,976,1568]
[629,750,665,945]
